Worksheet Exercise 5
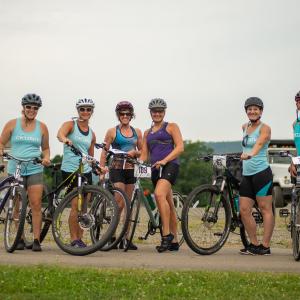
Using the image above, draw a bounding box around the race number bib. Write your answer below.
[134,164,152,178]
[292,156,300,165]
[213,155,227,167]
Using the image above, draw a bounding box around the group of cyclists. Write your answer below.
[0,91,299,256]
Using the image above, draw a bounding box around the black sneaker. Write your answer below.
[239,243,255,255]
[246,243,260,255]
[15,239,25,250]
[156,233,174,253]
[258,244,271,255]
[119,239,138,250]
[32,239,42,252]
[168,242,180,251]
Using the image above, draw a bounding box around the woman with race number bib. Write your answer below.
[57,98,97,248]
[239,97,274,255]
[140,98,184,252]
[100,101,142,250]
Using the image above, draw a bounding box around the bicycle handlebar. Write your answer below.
[3,152,42,165]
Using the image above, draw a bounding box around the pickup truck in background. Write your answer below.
[268,139,296,207]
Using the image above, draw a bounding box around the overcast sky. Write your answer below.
[0,0,299,156]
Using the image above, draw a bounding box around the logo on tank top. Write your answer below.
[295,133,300,137]
[16,136,39,142]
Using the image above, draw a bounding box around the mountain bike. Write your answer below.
[278,151,300,261]
[0,153,41,252]
[181,154,266,255]
[51,144,119,256]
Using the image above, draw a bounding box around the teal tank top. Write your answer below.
[61,121,93,173]
[293,120,300,156]
[111,126,137,152]
[8,118,43,176]
[242,123,269,176]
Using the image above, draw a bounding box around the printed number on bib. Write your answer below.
[134,165,151,178]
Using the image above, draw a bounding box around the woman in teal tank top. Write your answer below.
[239,97,274,256]
[0,94,50,252]
[57,98,96,248]
[100,101,142,250]
[290,91,300,177]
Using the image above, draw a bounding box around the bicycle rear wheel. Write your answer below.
[291,199,300,261]
[96,187,130,251]
[4,187,27,253]
[181,184,231,255]
[52,185,119,256]
[172,190,185,246]
[124,190,141,252]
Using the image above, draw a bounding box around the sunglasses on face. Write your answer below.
[151,109,165,114]
[24,105,39,111]
[242,135,249,147]
[119,112,132,117]
[78,107,93,112]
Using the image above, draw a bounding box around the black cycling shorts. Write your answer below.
[239,167,273,200]
[109,168,136,184]
[61,170,93,194]
[151,162,179,187]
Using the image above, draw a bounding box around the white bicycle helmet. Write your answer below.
[76,98,95,109]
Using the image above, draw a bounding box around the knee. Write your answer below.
[30,200,41,211]
[154,191,166,203]
[239,205,252,217]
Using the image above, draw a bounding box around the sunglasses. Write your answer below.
[25,105,39,111]
[119,112,132,117]
[79,107,93,112]
[242,135,249,147]
[151,109,165,114]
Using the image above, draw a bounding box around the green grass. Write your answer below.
[0,266,300,300]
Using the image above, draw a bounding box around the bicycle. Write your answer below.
[0,152,41,252]
[50,144,119,256]
[103,149,185,252]
[181,154,266,255]
[278,151,300,261]
[93,143,131,251]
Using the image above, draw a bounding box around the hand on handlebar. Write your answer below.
[41,158,51,167]
[240,153,252,160]
[63,138,72,146]
[152,160,167,169]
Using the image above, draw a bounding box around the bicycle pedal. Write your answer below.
[252,212,263,223]
[279,209,290,218]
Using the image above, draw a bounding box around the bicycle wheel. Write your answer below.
[124,190,141,252]
[52,185,119,256]
[181,184,231,255]
[99,187,130,251]
[291,199,300,261]
[4,187,27,253]
[172,190,185,246]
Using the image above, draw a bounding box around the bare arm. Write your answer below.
[88,131,96,157]
[139,129,150,162]
[99,128,115,167]
[40,122,50,166]
[0,119,16,155]
[57,121,74,144]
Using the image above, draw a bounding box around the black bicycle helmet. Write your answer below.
[244,97,264,111]
[115,101,134,113]
[148,98,167,110]
[21,93,42,107]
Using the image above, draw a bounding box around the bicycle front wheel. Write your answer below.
[4,187,27,253]
[181,184,231,255]
[52,185,119,256]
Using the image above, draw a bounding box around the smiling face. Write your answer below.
[77,106,93,121]
[118,110,132,125]
[246,105,262,122]
[150,108,166,123]
[296,99,300,111]
[23,104,39,120]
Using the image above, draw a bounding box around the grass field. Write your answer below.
[0,265,300,300]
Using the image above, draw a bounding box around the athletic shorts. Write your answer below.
[21,172,43,189]
[109,168,136,184]
[239,167,273,200]
[151,162,179,187]
[61,170,93,194]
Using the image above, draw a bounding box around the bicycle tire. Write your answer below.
[96,187,130,251]
[292,198,300,261]
[52,185,119,256]
[124,190,141,252]
[181,184,231,255]
[172,190,185,246]
[4,187,27,253]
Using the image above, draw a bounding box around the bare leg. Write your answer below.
[166,189,178,242]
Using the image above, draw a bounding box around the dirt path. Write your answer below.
[0,244,299,273]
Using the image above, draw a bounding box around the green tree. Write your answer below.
[43,155,63,189]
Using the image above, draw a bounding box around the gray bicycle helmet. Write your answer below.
[21,93,42,107]
[76,98,95,109]
[244,97,264,111]
[148,98,167,110]
[295,91,300,101]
